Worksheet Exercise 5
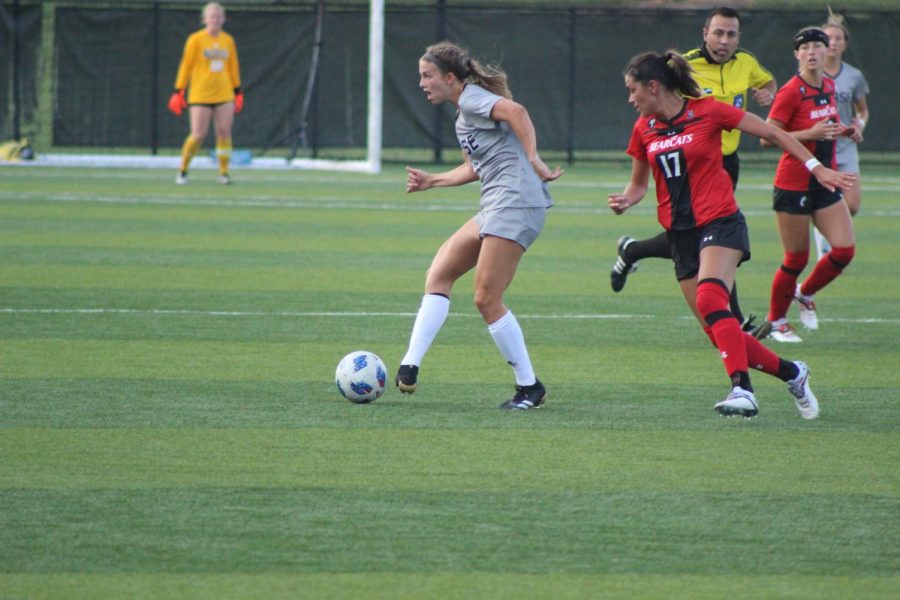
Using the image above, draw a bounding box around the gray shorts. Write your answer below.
[474,206,548,250]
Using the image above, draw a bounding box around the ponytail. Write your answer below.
[422,42,513,99]
[624,50,700,98]
[822,7,850,43]
[663,51,701,98]
[466,57,512,99]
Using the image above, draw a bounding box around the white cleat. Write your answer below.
[770,319,803,343]
[787,361,819,420]
[218,174,232,185]
[714,387,759,419]
[175,173,188,185]
[794,285,818,330]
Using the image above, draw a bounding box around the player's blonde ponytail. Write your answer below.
[823,6,850,42]
[423,42,513,99]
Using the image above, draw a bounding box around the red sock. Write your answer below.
[744,333,780,376]
[697,279,747,378]
[800,245,855,296]
[768,251,808,321]
[712,320,748,378]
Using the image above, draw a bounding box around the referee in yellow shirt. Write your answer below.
[609,6,776,334]
[684,8,776,186]
[168,2,243,185]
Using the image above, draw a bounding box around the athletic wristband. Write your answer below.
[804,158,822,172]
[856,116,866,130]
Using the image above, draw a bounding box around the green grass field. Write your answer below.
[1,162,897,599]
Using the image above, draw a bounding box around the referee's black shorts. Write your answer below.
[723,152,739,190]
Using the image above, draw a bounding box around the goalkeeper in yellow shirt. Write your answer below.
[168,2,243,184]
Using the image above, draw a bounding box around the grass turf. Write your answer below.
[0,163,898,598]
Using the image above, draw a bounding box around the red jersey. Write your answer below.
[768,74,838,191]
[627,96,745,231]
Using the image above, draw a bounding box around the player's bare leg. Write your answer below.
[177,106,213,183]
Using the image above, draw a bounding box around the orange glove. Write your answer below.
[233,90,244,114]
[168,89,187,116]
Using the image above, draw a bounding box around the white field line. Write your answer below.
[10,171,900,193]
[6,169,900,191]
[7,159,900,188]
[5,190,900,217]
[1,307,897,325]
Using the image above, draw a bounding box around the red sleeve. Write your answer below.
[709,100,745,130]
[768,84,796,125]
[625,119,647,162]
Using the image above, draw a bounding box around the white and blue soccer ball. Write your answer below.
[335,350,387,404]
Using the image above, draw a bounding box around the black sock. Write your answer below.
[729,281,745,324]
[622,231,671,262]
[731,371,753,392]
[778,359,800,382]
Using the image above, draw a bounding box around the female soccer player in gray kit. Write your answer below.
[815,12,870,258]
[395,41,563,410]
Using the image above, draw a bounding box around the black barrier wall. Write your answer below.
[4,1,900,158]
[0,1,41,142]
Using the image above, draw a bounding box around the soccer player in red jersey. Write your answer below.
[608,51,855,419]
[760,27,859,343]
[610,7,777,339]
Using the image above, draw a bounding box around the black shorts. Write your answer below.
[722,152,739,191]
[667,211,751,281]
[188,102,231,109]
[773,185,843,215]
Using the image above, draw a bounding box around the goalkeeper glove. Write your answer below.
[168,89,187,116]
[233,88,244,113]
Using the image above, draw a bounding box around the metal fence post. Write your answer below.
[432,0,446,164]
[150,0,160,154]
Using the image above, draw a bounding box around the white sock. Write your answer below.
[813,227,831,259]
[487,310,536,386]
[400,294,450,366]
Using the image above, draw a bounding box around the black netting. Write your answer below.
[7,2,900,154]
[54,7,156,146]
[0,1,41,141]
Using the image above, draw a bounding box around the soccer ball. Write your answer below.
[335,350,387,404]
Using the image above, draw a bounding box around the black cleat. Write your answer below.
[499,379,546,410]
[610,236,637,293]
[395,364,418,394]
[740,314,758,332]
[750,319,773,340]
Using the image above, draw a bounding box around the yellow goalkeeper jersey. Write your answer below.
[174,29,241,104]
[683,46,773,156]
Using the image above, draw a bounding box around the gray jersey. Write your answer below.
[832,62,869,170]
[455,84,553,211]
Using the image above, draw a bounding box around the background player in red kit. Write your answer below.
[608,51,855,419]
[760,27,858,343]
